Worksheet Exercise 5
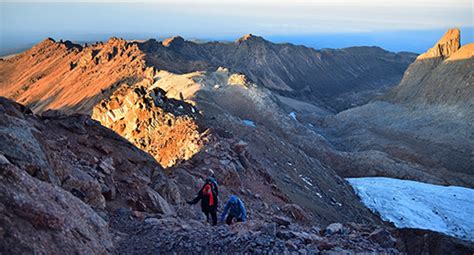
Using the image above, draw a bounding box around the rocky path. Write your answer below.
[111,208,401,254]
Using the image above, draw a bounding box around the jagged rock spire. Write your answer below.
[418,28,461,60]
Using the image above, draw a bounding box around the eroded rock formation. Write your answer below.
[91,79,205,168]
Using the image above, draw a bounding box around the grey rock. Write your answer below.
[272,215,292,226]
[325,223,344,235]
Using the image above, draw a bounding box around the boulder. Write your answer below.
[369,228,397,248]
[324,223,344,235]
[61,167,106,209]
[152,178,182,205]
[221,166,242,187]
[281,203,306,221]
[0,153,10,165]
[145,187,175,215]
[276,230,297,240]
[261,222,277,237]
[144,218,161,225]
[98,157,114,175]
[272,215,291,226]
[232,140,248,154]
[295,232,324,244]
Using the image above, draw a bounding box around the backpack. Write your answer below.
[206,178,218,195]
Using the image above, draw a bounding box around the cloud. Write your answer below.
[1,1,471,36]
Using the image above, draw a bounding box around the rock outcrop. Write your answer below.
[0,97,182,253]
[417,28,461,60]
[91,79,205,168]
[1,159,114,254]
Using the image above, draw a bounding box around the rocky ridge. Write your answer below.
[0,37,151,114]
[91,78,205,168]
[0,34,416,113]
[138,34,416,111]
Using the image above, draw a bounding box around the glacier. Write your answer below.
[347,177,474,241]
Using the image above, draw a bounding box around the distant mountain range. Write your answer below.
[0,34,415,113]
[139,34,416,112]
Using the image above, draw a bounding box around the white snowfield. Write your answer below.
[347,177,474,241]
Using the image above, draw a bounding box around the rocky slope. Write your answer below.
[2,97,473,254]
[89,67,380,225]
[0,97,173,253]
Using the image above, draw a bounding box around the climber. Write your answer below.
[187,177,219,225]
[220,195,246,225]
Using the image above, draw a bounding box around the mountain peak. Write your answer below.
[162,36,185,47]
[236,34,266,44]
[107,36,126,43]
[418,28,460,60]
[37,37,56,47]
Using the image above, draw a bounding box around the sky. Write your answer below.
[1,0,473,55]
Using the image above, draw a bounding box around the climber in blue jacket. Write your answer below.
[220,195,246,225]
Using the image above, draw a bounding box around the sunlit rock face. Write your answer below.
[91,78,205,168]
[417,28,460,60]
[0,37,149,114]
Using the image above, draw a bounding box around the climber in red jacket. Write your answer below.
[187,177,219,225]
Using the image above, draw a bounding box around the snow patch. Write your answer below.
[299,174,314,187]
[347,177,474,241]
[242,120,256,127]
[289,112,297,120]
